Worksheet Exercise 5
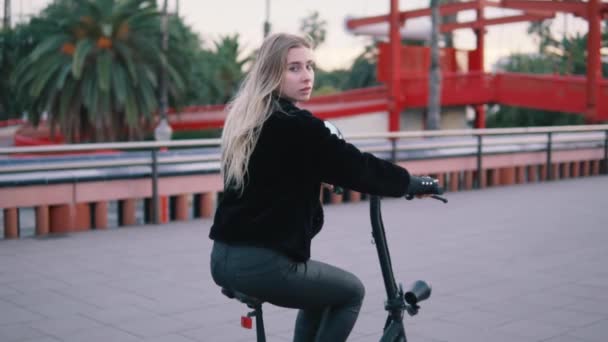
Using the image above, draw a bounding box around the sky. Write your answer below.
[3,0,591,70]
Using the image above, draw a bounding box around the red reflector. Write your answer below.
[241,316,253,329]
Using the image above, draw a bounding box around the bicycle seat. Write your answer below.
[221,288,263,309]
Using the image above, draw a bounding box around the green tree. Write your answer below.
[186,34,248,105]
[314,68,349,95]
[343,42,379,90]
[165,13,204,108]
[12,0,188,142]
[1,28,18,120]
[299,11,326,49]
[310,42,379,94]
[487,104,584,128]
[488,19,607,127]
[1,21,47,120]
[527,20,606,76]
[165,13,210,107]
[210,35,249,103]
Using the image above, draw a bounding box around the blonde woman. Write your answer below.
[209,33,441,341]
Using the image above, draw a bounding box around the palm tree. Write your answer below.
[299,11,327,50]
[1,22,44,120]
[202,35,248,104]
[12,0,186,142]
[216,35,249,103]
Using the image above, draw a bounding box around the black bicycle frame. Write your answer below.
[370,195,408,342]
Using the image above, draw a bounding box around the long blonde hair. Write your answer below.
[221,33,312,193]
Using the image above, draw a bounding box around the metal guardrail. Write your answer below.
[1,124,607,223]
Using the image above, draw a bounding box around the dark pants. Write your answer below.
[210,241,365,342]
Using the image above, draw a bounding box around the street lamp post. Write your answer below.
[3,0,10,29]
[157,0,171,139]
[152,0,172,224]
[263,0,271,37]
[156,0,172,142]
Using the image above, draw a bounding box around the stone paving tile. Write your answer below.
[547,283,608,302]
[61,325,143,342]
[180,321,256,342]
[568,318,608,342]
[0,322,49,342]
[145,333,197,342]
[351,331,444,342]
[19,337,62,342]
[53,284,157,310]
[349,309,392,337]
[408,318,538,342]
[16,298,101,319]
[168,301,253,330]
[541,334,594,342]
[532,309,607,329]
[129,290,211,315]
[108,314,202,338]
[434,307,518,328]
[494,318,571,340]
[80,305,158,326]
[261,308,299,337]
[2,288,102,316]
[0,285,23,298]
[4,276,70,295]
[509,287,583,309]
[565,297,608,316]
[0,269,41,285]
[26,313,106,337]
[0,299,45,325]
[473,299,554,320]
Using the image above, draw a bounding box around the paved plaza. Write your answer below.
[1,176,608,342]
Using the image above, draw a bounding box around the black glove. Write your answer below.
[405,175,443,200]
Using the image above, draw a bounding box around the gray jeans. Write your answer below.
[210,241,365,342]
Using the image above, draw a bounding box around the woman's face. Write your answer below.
[279,46,315,103]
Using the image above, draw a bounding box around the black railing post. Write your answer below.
[546,132,553,180]
[604,130,608,175]
[151,149,160,224]
[476,134,482,188]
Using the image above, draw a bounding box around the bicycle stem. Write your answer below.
[370,196,400,310]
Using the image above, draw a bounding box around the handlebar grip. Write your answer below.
[406,176,442,196]
[405,176,447,203]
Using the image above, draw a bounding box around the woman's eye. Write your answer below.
[289,66,300,72]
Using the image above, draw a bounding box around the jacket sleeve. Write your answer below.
[296,111,411,197]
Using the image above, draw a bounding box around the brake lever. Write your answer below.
[431,195,448,203]
[405,194,448,203]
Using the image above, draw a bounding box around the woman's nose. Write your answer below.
[302,69,313,82]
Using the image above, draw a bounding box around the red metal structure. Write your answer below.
[347,0,608,129]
